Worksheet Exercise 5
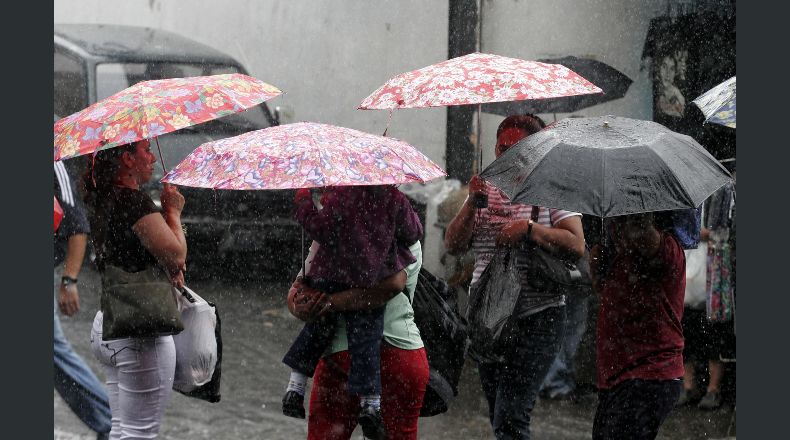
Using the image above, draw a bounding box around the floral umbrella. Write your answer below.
[54,196,63,232]
[358,52,602,173]
[358,52,602,110]
[692,76,736,129]
[161,122,447,190]
[54,73,282,161]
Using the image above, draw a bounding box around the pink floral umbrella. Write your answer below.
[54,73,282,161]
[359,52,602,110]
[359,53,602,172]
[161,122,447,190]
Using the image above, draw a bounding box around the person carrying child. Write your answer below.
[281,184,423,440]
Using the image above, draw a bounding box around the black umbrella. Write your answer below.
[479,116,732,217]
[481,56,633,116]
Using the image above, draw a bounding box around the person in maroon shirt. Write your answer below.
[590,212,685,440]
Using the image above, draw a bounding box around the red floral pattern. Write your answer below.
[161,122,447,190]
[54,74,281,160]
[359,52,602,109]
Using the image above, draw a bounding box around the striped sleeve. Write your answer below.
[550,208,581,225]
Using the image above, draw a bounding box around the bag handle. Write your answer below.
[178,286,197,303]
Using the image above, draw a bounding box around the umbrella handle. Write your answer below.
[155,137,167,174]
[382,108,395,137]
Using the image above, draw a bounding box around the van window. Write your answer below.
[54,51,87,117]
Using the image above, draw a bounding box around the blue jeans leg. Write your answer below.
[478,306,566,440]
[344,307,385,396]
[282,315,339,377]
[541,294,590,397]
[54,292,112,434]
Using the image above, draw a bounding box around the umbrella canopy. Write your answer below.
[479,116,732,217]
[161,122,447,190]
[358,53,602,110]
[54,196,63,232]
[54,73,282,161]
[481,56,633,115]
[692,76,736,129]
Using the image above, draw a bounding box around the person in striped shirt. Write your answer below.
[445,115,586,440]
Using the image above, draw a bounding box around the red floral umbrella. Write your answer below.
[359,53,602,173]
[161,122,447,190]
[359,52,602,110]
[54,196,63,232]
[54,73,282,161]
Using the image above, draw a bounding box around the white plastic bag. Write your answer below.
[172,286,218,393]
[684,242,708,308]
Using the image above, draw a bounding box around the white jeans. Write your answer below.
[91,311,176,440]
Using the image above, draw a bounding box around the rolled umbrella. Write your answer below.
[480,115,732,218]
[481,56,633,116]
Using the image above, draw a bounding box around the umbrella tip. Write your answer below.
[603,121,610,128]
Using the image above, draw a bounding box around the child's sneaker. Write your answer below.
[358,403,387,439]
[282,390,306,419]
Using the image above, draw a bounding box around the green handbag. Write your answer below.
[101,264,184,340]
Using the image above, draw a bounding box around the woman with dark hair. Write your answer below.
[83,139,187,440]
[445,114,585,440]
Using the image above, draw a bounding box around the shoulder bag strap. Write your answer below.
[530,205,540,223]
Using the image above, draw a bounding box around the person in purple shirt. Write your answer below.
[281,184,422,439]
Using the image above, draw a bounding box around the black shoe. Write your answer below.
[96,433,110,440]
[282,390,306,419]
[676,388,703,407]
[676,388,690,407]
[358,404,387,440]
[698,391,722,410]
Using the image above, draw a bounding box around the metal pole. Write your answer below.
[477,103,482,174]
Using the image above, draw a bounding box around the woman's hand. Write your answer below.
[495,219,530,247]
[170,269,185,290]
[287,280,330,322]
[160,183,185,215]
[468,175,487,198]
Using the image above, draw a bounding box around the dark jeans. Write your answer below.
[282,278,385,396]
[541,292,590,397]
[593,379,682,440]
[478,305,566,440]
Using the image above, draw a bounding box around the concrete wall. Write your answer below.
[478,0,668,167]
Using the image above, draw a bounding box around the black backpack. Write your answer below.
[411,268,468,417]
